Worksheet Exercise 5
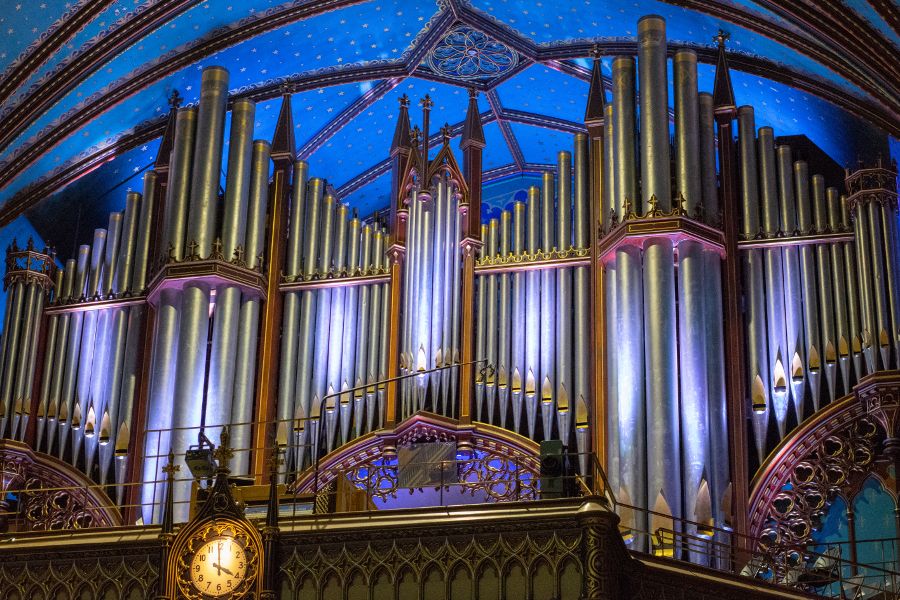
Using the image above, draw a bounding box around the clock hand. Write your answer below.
[212,563,235,576]
[217,543,222,576]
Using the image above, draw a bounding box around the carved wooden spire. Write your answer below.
[584,46,606,126]
[460,88,485,150]
[712,30,736,111]
[271,91,296,164]
[391,94,413,155]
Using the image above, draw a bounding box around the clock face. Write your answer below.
[190,536,248,597]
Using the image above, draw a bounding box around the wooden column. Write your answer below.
[713,31,750,543]
[584,50,607,474]
[252,94,295,483]
[458,89,485,426]
[384,96,412,429]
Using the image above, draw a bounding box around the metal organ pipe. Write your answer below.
[132,170,156,292]
[498,210,511,428]
[812,175,837,403]
[612,57,637,218]
[475,222,487,421]
[540,172,556,438]
[866,187,895,369]
[525,187,541,438]
[556,151,573,447]
[231,140,270,475]
[794,160,820,420]
[674,49,708,540]
[187,66,229,259]
[485,217,498,425]
[775,147,805,429]
[758,130,789,439]
[827,187,852,393]
[58,245,89,459]
[221,98,255,260]
[512,200,526,433]
[639,15,680,524]
[841,193,865,383]
[737,107,769,463]
[164,108,197,261]
[572,133,590,475]
[603,102,619,497]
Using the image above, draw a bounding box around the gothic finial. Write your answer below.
[590,44,601,59]
[400,93,410,109]
[168,89,183,110]
[213,426,235,466]
[162,450,180,477]
[714,29,730,48]
[468,88,477,100]
[441,123,452,145]
[411,125,422,148]
[420,94,434,110]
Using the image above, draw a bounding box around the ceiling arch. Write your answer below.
[0,0,896,231]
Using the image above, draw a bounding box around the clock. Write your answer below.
[175,520,260,600]
[190,536,248,597]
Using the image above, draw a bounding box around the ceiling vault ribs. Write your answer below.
[750,0,900,99]
[0,0,370,191]
[661,0,899,111]
[0,0,202,154]
[2,35,893,197]
[865,0,900,37]
[296,78,404,160]
[485,90,525,170]
[0,0,114,106]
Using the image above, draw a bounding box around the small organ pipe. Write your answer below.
[525,186,541,437]
[88,228,107,298]
[674,50,701,214]
[475,223,487,421]
[101,212,122,296]
[164,108,197,261]
[865,197,892,369]
[737,107,768,463]
[187,66,229,259]
[429,184,446,408]
[854,194,878,372]
[776,146,804,425]
[827,187,851,393]
[11,282,41,439]
[245,142,271,269]
[540,172,556,437]
[132,171,156,292]
[114,192,140,294]
[878,197,900,367]
[221,98,255,260]
[36,272,62,448]
[58,246,90,458]
[498,210,511,427]
[354,225,372,436]
[842,194,864,380]
[440,181,457,415]
[758,128,789,439]
[328,204,349,448]
[512,200,526,432]
[794,160,820,420]
[366,229,384,432]
[485,218,499,424]
[556,150,573,445]
[100,306,128,483]
[612,57,636,218]
[812,175,837,402]
[45,260,75,454]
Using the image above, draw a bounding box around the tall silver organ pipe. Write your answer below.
[539,171,556,438]
[187,66,228,259]
[612,57,636,217]
[556,151,572,446]
[794,160,820,420]
[812,175,837,403]
[525,187,541,438]
[164,108,197,261]
[572,133,590,474]
[827,187,852,393]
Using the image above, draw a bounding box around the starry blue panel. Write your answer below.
[481,173,543,220]
[306,78,490,188]
[0,0,75,73]
[843,0,900,48]
[7,1,143,110]
[3,0,440,164]
[469,0,867,97]
[343,169,392,219]
[482,122,514,170]
[495,63,592,124]
[507,122,575,167]
[696,63,888,168]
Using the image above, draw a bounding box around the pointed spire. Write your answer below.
[460,88,485,150]
[391,94,413,155]
[584,45,606,126]
[271,91,296,163]
[154,91,181,170]
[712,30,736,111]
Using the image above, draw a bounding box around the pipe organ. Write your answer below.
[0,14,896,546]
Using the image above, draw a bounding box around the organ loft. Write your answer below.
[0,3,898,599]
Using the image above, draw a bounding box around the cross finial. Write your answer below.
[441,123,452,144]
[400,94,410,109]
[162,450,180,477]
[420,94,434,110]
[590,44,601,59]
[714,29,730,48]
[168,90,183,110]
[468,88,477,100]
[213,426,235,465]
[187,239,200,260]
[411,125,422,147]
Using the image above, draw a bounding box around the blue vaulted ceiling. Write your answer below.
[0,0,897,253]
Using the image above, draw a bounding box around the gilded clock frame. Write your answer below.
[171,516,263,600]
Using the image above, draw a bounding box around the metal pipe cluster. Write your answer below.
[277,173,392,474]
[735,114,889,463]
[142,66,270,522]
[603,17,729,542]
[32,183,154,502]
[473,140,591,473]
[399,174,462,423]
